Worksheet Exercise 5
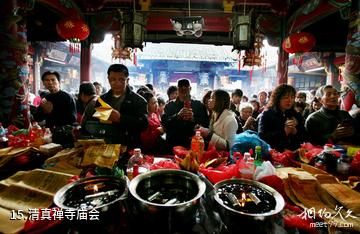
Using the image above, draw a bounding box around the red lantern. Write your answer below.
[56,17,90,53]
[282,32,316,54]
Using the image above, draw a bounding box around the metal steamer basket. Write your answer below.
[128,169,206,233]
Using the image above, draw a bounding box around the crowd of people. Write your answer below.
[30,64,359,155]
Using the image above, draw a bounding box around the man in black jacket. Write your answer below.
[162,79,209,150]
[82,64,148,147]
[305,85,357,145]
[33,71,77,128]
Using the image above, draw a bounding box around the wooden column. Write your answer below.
[80,15,92,83]
[341,0,360,110]
[80,44,91,82]
[277,17,288,84]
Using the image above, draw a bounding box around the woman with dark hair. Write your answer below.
[258,84,306,151]
[139,91,166,154]
[303,97,322,119]
[249,99,260,119]
[157,96,166,118]
[202,90,213,118]
[199,89,238,151]
[166,85,178,103]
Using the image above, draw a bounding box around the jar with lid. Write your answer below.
[314,144,338,173]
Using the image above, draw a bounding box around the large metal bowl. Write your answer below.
[54,176,128,232]
[128,169,206,233]
[213,178,285,233]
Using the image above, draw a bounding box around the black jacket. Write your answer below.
[258,107,306,152]
[33,90,76,128]
[162,98,209,148]
[83,87,148,147]
[305,107,356,146]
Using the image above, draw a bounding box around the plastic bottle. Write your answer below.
[240,152,254,179]
[254,146,263,167]
[336,154,351,175]
[43,128,52,143]
[127,148,148,180]
[31,122,44,147]
[191,130,205,162]
[183,94,192,121]
[0,123,8,148]
[315,144,338,173]
[243,152,251,162]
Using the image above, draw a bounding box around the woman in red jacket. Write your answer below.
[140,91,166,154]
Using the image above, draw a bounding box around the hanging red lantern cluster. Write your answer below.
[282,32,316,54]
[56,17,90,53]
[111,32,131,61]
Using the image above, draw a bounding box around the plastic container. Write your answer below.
[0,123,8,148]
[127,148,148,180]
[254,145,262,167]
[240,153,254,180]
[31,122,44,148]
[336,154,351,175]
[314,144,338,173]
[191,130,204,162]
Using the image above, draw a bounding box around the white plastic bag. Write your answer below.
[254,161,276,181]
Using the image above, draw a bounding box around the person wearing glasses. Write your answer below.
[305,85,357,145]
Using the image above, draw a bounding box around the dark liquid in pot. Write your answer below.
[63,182,125,209]
[138,183,198,204]
[217,183,276,214]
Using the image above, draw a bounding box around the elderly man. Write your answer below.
[33,71,76,128]
[83,64,148,147]
[305,85,357,145]
[162,79,209,149]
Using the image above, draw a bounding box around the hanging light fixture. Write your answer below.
[170,0,204,37]
[120,0,146,50]
[232,2,253,51]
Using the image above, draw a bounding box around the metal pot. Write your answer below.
[213,178,285,234]
[54,176,128,232]
[129,169,206,233]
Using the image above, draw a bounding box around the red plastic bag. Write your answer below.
[199,167,231,184]
[199,161,240,184]
[150,160,180,170]
[270,149,296,167]
[173,146,188,158]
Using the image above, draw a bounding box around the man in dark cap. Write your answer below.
[162,79,209,150]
